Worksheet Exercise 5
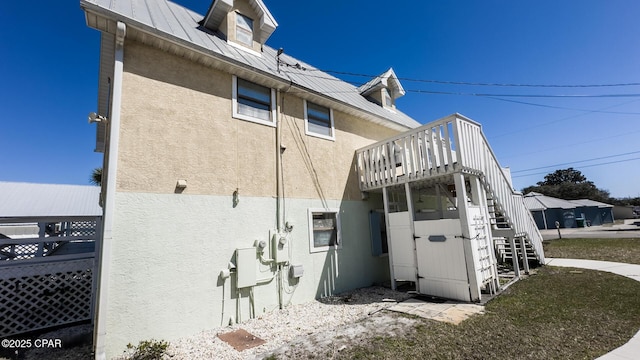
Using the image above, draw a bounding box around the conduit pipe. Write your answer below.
[275,90,285,309]
[94,21,126,360]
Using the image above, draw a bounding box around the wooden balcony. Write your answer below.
[356,113,545,264]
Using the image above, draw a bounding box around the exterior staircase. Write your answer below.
[356,113,545,273]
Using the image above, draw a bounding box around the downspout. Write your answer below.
[275,89,284,309]
[94,21,126,360]
[276,90,283,233]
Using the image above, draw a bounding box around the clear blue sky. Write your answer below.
[1,0,638,198]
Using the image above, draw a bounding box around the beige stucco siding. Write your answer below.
[118,41,277,197]
[117,40,399,200]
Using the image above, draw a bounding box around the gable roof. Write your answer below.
[81,0,422,151]
[523,192,613,211]
[0,182,102,219]
[523,192,577,210]
[358,68,406,99]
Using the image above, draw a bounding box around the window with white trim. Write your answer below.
[308,208,341,252]
[232,76,276,127]
[304,100,335,140]
[236,13,254,47]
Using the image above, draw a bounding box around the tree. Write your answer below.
[538,168,586,185]
[522,168,611,202]
[90,167,102,186]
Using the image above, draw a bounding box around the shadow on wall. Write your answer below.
[316,248,341,299]
[341,154,363,202]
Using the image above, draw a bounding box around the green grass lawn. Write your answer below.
[334,266,640,360]
[310,238,640,359]
[544,238,640,264]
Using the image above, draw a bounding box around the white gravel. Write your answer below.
[166,286,414,360]
[9,286,415,360]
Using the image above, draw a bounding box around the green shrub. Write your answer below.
[125,339,169,360]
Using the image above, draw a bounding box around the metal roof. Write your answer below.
[81,0,422,134]
[569,199,613,208]
[0,182,102,218]
[523,196,546,211]
[523,192,577,210]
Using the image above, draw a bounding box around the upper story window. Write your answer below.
[232,76,276,127]
[304,100,335,141]
[236,13,254,47]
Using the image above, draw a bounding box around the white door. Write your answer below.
[414,219,471,301]
[387,211,416,282]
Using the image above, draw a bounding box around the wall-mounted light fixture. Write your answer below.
[176,179,187,189]
[88,112,108,124]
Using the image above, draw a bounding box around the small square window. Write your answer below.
[308,208,341,252]
[232,76,276,127]
[304,100,335,140]
[236,13,253,47]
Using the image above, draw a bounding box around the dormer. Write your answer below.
[202,0,278,54]
[358,68,406,110]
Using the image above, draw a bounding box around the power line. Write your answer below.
[489,99,640,139]
[511,150,640,174]
[487,97,640,115]
[406,89,640,98]
[313,69,640,88]
[282,68,640,98]
[500,129,640,161]
[511,157,640,178]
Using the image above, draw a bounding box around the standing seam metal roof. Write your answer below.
[80,0,422,130]
[0,182,102,218]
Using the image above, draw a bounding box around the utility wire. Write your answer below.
[489,99,640,139]
[281,68,640,98]
[500,129,640,161]
[512,157,640,178]
[487,97,640,115]
[312,69,640,88]
[511,150,640,174]
[407,89,640,98]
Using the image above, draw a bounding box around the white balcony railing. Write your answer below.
[356,113,544,262]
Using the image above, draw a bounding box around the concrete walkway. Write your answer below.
[545,258,640,360]
[540,219,640,240]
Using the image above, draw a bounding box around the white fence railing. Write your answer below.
[356,114,544,262]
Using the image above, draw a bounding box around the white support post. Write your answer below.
[382,187,396,290]
[509,236,520,278]
[454,173,481,301]
[520,237,530,274]
[404,182,419,292]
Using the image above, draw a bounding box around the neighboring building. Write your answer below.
[0,181,101,238]
[524,192,614,229]
[81,1,544,358]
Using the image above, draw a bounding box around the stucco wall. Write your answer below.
[117,41,397,199]
[103,40,401,358]
[103,193,389,356]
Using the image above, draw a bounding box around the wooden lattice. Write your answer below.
[0,259,94,338]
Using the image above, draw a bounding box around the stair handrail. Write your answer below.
[451,115,545,263]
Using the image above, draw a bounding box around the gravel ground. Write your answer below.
[166,286,413,360]
[7,286,414,360]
